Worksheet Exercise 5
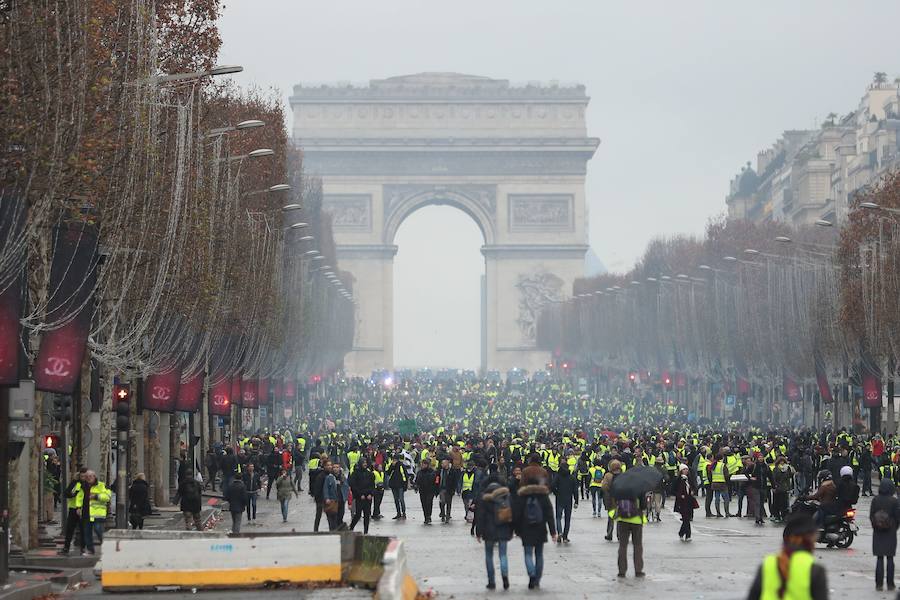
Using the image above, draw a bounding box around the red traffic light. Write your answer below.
[114,384,131,403]
[561,362,569,370]
[43,433,61,449]
[629,372,636,381]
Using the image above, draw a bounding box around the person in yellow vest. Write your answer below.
[613,477,647,578]
[58,466,88,555]
[588,459,605,517]
[461,463,476,522]
[372,461,386,520]
[747,512,828,600]
[710,452,731,518]
[347,446,361,474]
[80,470,110,556]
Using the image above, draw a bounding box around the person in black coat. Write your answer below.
[386,455,409,520]
[414,460,438,524]
[550,464,578,543]
[312,458,331,532]
[242,463,263,522]
[176,471,203,531]
[512,478,557,590]
[437,458,461,523]
[674,464,697,541]
[870,478,900,590]
[224,477,247,534]
[128,474,151,530]
[475,482,513,591]
[349,458,376,534]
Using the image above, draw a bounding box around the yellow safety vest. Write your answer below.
[712,462,726,483]
[374,471,385,487]
[589,466,604,487]
[68,482,82,510]
[297,437,306,451]
[760,551,814,600]
[309,457,320,470]
[547,453,560,472]
[347,450,361,473]
[462,473,475,492]
[88,482,111,522]
[698,457,709,484]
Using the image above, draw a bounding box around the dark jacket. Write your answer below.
[177,478,202,514]
[242,471,263,494]
[871,479,900,557]
[128,479,151,517]
[387,461,409,490]
[475,483,513,542]
[673,475,695,518]
[225,478,247,513]
[437,466,461,495]
[550,469,578,507]
[312,470,329,503]
[415,467,438,496]
[512,484,556,546]
[349,467,376,498]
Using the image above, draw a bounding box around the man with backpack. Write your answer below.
[614,490,647,578]
[513,458,557,590]
[588,458,604,517]
[870,478,900,590]
[550,463,578,543]
[475,479,513,591]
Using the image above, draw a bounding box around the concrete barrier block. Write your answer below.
[375,539,420,600]
[101,532,342,591]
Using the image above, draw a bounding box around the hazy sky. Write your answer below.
[218,2,900,369]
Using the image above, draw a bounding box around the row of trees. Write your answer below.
[1,0,354,548]
[538,171,900,414]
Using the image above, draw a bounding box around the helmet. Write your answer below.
[839,465,853,478]
[817,469,832,483]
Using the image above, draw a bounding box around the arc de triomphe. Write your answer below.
[290,73,599,375]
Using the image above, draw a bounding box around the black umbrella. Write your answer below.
[610,466,664,500]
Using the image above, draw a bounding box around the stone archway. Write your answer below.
[291,73,599,375]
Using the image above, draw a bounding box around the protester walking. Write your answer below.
[225,476,247,534]
[80,471,110,556]
[437,458,461,524]
[414,459,438,525]
[387,454,408,520]
[674,463,697,541]
[349,457,376,533]
[870,478,900,591]
[128,473,151,530]
[512,459,556,590]
[58,467,87,555]
[176,470,203,531]
[323,462,348,531]
[600,459,622,541]
[475,480,513,591]
[275,467,297,523]
[550,463,578,543]
[614,486,647,578]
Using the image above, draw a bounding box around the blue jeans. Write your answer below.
[555,501,572,539]
[280,498,290,521]
[246,492,257,520]
[391,488,406,515]
[523,544,544,580]
[484,540,508,583]
[590,488,602,514]
[82,519,103,553]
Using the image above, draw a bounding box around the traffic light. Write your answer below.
[629,372,637,385]
[42,433,61,449]
[50,395,72,421]
[114,384,131,432]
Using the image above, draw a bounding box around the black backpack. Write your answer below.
[873,509,895,531]
[524,496,543,525]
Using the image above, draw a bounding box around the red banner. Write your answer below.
[142,366,181,413]
[176,371,204,413]
[862,367,882,408]
[257,378,269,405]
[34,225,98,393]
[209,376,232,416]
[284,379,296,399]
[241,378,259,409]
[815,362,833,403]
[737,377,751,398]
[273,379,283,402]
[0,280,21,385]
[782,374,801,402]
[231,375,242,407]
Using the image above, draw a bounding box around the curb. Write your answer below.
[0,579,52,600]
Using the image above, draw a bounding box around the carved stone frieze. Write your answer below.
[509,194,573,230]
[515,271,564,342]
[382,184,496,218]
[322,194,372,230]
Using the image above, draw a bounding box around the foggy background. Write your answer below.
[218,1,900,370]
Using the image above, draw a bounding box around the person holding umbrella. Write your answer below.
[611,464,662,578]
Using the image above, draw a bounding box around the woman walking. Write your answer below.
[475,480,513,590]
[870,478,900,590]
[674,463,697,541]
[275,468,297,523]
[512,459,557,590]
